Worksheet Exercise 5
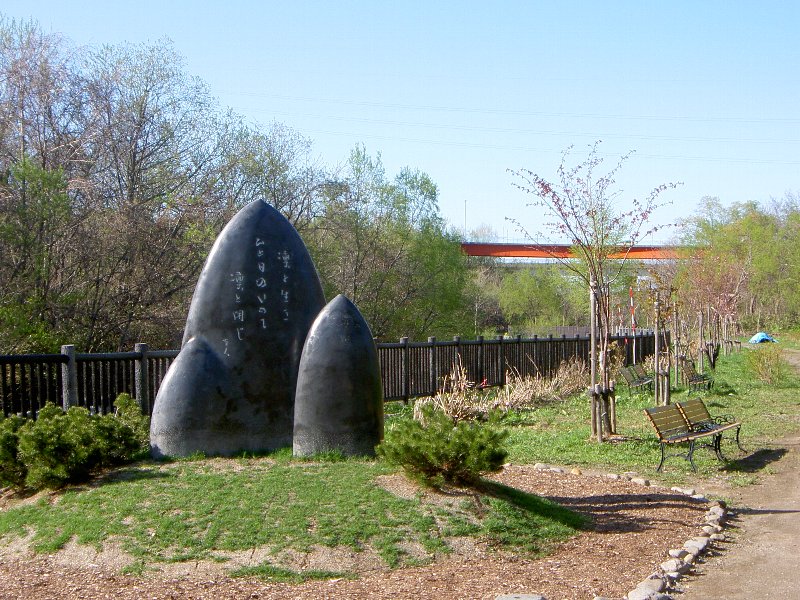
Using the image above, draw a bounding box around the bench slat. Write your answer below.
[645,405,691,441]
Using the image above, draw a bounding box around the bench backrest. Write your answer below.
[676,399,712,428]
[678,356,700,378]
[644,405,691,440]
[618,366,637,385]
[631,363,650,379]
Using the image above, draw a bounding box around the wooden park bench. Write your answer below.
[678,355,713,393]
[677,398,744,453]
[619,364,654,399]
[644,403,727,472]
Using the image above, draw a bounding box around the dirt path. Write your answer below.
[679,434,800,598]
[679,349,800,599]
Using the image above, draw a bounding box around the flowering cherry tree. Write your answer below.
[509,142,679,441]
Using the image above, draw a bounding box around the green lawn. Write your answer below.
[505,341,800,486]
[0,451,585,578]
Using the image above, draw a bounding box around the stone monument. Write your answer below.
[150,200,326,457]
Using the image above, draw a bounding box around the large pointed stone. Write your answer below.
[293,294,384,457]
[151,200,325,457]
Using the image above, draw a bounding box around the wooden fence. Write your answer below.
[0,331,657,418]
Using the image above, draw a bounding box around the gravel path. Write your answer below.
[679,433,800,599]
[678,346,800,598]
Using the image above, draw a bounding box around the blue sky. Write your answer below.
[3,1,799,243]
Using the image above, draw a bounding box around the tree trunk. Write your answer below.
[589,279,601,441]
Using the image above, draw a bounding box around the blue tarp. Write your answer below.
[749,332,776,344]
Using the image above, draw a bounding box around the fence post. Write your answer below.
[497,335,505,386]
[428,336,437,396]
[400,337,409,404]
[476,335,484,385]
[517,333,539,377]
[134,343,150,414]
[60,344,78,410]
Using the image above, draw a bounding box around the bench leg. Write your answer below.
[687,439,698,472]
[713,433,726,461]
[734,426,746,452]
[657,443,667,472]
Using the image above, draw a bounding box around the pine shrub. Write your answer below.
[113,393,150,440]
[99,393,151,461]
[18,404,101,489]
[0,395,150,491]
[0,415,27,488]
[377,405,509,487]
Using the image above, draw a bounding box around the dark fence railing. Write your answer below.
[377,332,657,401]
[534,326,643,338]
[1,344,179,418]
[0,331,658,417]
[0,353,66,418]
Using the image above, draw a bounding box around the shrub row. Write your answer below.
[0,394,149,490]
[1,392,505,492]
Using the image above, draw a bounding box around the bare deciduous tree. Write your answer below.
[510,142,679,441]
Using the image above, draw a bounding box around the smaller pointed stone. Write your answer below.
[150,336,238,458]
[293,295,383,457]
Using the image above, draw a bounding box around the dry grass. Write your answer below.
[414,357,590,422]
[497,357,589,410]
[413,359,494,423]
[745,343,790,384]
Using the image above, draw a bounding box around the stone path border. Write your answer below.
[494,463,730,600]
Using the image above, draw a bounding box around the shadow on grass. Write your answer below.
[706,383,738,398]
[90,465,174,488]
[475,479,589,530]
[705,397,737,409]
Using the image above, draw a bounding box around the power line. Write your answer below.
[295,128,800,166]
[226,92,800,125]
[255,109,800,145]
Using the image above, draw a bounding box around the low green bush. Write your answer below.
[18,404,101,489]
[377,405,509,487]
[95,394,151,464]
[111,393,151,450]
[0,394,150,491]
[0,415,27,488]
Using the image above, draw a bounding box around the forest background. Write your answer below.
[2,20,800,353]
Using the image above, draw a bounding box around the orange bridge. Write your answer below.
[460,242,680,260]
